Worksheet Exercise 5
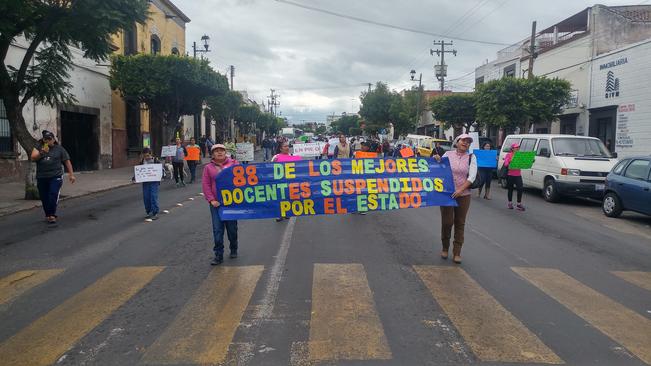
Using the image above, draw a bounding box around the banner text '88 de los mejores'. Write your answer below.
[216,158,458,220]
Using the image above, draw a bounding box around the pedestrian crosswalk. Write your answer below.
[0,265,649,365]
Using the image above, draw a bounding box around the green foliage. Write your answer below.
[236,104,261,135]
[359,82,400,134]
[330,115,360,135]
[430,93,477,132]
[315,125,327,134]
[475,76,572,130]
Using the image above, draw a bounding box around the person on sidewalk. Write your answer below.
[132,147,161,221]
[477,142,495,200]
[432,134,477,264]
[172,137,187,187]
[202,144,239,265]
[185,137,201,184]
[30,130,76,227]
[504,143,526,211]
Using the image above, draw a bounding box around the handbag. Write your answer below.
[498,164,509,179]
[468,154,483,189]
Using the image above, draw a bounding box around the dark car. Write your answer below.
[602,156,651,217]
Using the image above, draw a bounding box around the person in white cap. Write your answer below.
[432,133,477,264]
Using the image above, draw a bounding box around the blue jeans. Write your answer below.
[210,205,238,257]
[188,161,198,182]
[37,176,63,217]
[142,182,160,215]
[264,148,272,161]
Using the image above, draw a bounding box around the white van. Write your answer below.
[498,134,618,202]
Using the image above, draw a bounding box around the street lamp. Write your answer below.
[192,34,210,59]
[410,70,423,134]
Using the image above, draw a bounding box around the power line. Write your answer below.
[274,0,511,46]
[443,0,491,37]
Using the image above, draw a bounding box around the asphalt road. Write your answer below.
[1,169,650,366]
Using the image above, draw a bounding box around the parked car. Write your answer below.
[497,134,618,202]
[602,156,651,217]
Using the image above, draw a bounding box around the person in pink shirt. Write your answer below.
[272,141,301,221]
[432,133,478,264]
[202,144,239,265]
[503,143,525,211]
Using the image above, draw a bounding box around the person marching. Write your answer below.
[30,130,76,227]
[432,134,477,264]
[132,147,162,221]
[333,133,352,158]
[185,137,201,184]
[353,141,377,159]
[429,141,446,158]
[202,144,239,265]
[171,137,187,187]
[477,142,496,200]
[503,143,526,211]
[272,141,300,222]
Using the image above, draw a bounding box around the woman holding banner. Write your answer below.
[503,143,525,211]
[433,133,477,264]
[477,142,495,200]
[272,141,300,221]
[202,144,239,265]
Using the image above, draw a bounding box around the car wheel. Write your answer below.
[602,192,623,218]
[543,178,560,203]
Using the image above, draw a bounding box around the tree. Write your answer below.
[430,93,477,136]
[315,125,327,135]
[359,82,397,134]
[0,0,149,199]
[475,76,571,132]
[205,90,243,142]
[396,86,427,137]
[330,115,359,135]
[236,104,261,135]
[111,54,229,151]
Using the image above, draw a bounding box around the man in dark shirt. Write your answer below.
[30,130,75,226]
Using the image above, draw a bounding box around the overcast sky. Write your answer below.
[178,0,642,124]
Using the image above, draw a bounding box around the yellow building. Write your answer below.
[111,0,190,168]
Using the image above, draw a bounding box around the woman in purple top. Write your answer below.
[433,133,478,264]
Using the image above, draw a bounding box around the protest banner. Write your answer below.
[236,143,254,161]
[161,145,176,157]
[134,164,163,183]
[293,142,322,157]
[474,150,498,168]
[184,146,201,161]
[216,157,458,220]
[509,151,536,169]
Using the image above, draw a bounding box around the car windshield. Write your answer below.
[552,138,611,158]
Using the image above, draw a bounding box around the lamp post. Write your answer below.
[192,34,210,59]
[410,69,423,134]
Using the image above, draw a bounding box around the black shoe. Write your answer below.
[230,252,238,259]
[210,256,223,265]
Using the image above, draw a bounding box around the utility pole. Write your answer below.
[527,21,537,79]
[410,70,423,133]
[268,89,280,117]
[229,65,235,89]
[431,40,457,92]
[367,83,372,93]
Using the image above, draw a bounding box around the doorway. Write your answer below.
[589,107,617,152]
[60,110,99,171]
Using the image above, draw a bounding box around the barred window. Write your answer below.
[0,100,13,153]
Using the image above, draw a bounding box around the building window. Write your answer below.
[0,100,13,153]
[126,102,141,150]
[503,64,516,78]
[171,47,179,55]
[124,24,137,56]
[150,35,161,55]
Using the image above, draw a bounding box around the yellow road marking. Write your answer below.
[308,263,392,361]
[0,269,64,305]
[0,266,163,366]
[142,265,264,365]
[612,271,651,292]
[414,266,562,364]
[513,267,651,365]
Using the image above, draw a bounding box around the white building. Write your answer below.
[474,4,651,155]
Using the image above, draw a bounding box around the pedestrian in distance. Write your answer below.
[205,136,215,157]
[429,141,446,158]
[334,133,352,158]
[503,143,526,211]
[432,133,478,264]
[185,137,201,184]
[171,137,187,187]
[477,142,495,200]
[132,147,162,221]
[199,135,207,158]
[202,144,239,265]
[30,130,76,227]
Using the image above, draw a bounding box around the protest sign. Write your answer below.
[216,157,458,220]
[354,151,378,158]
[469,132,480,152]
[293,142,323,157]
[134,164,163,183]
[400,147,415,157]
[474,150,498,168]
[161,145,176,157]
[236,143,254,161]
[509,151,536,169]
[184,146,201,161]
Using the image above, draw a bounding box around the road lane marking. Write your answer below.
[414,266,562,364]
[0,266,163,366]
[0,269,64,306]
[308,263,392,361]
[612,271,651,292]
[142,265,264,365]
[513,267,651,365]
